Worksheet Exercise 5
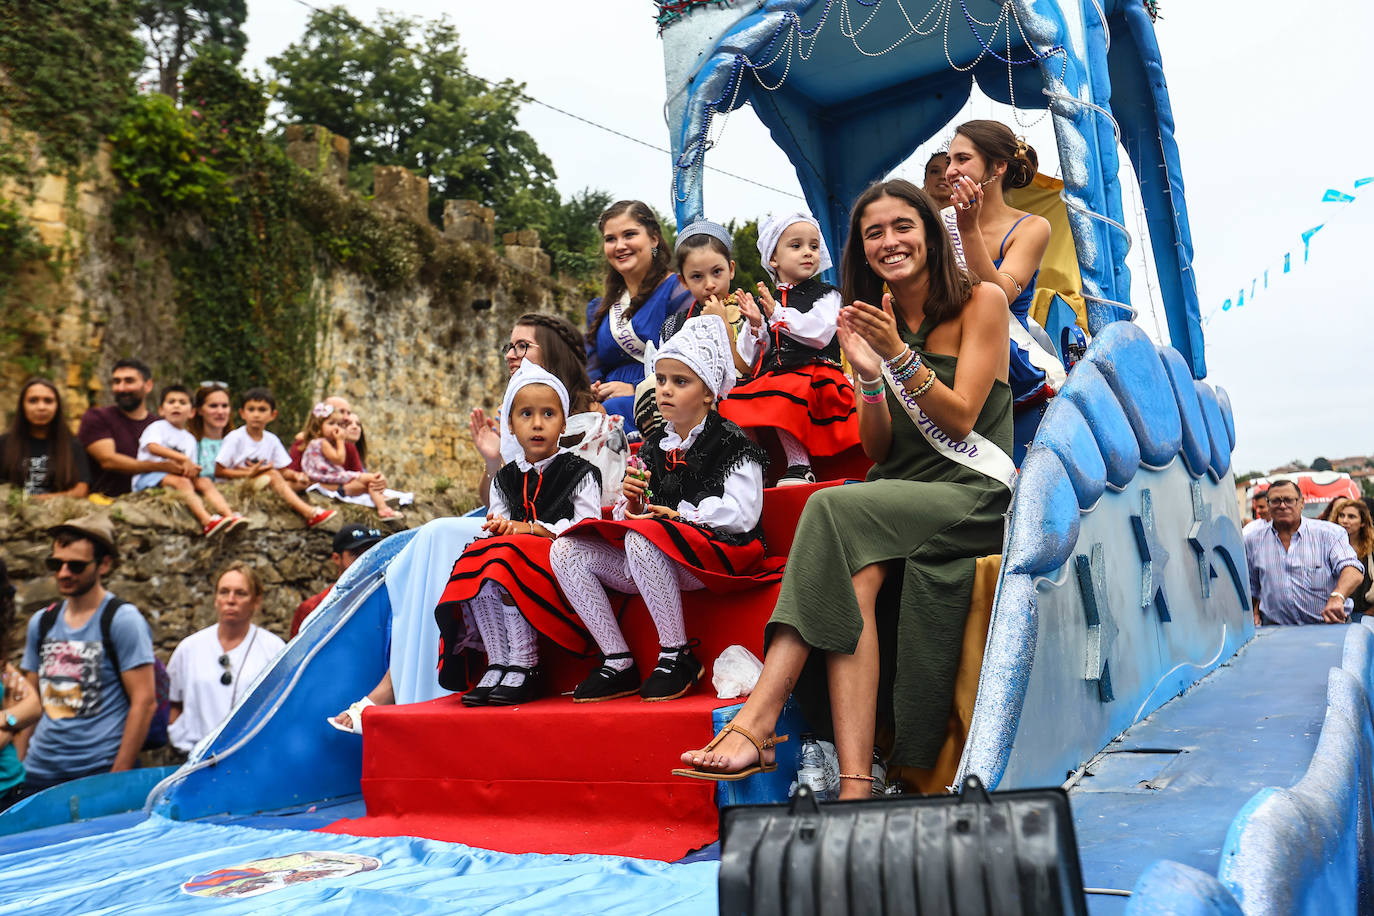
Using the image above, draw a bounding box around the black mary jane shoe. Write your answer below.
[486,666,542,707]
[573,652,642,703]
[640,642,705,702]
[461,666,507,707]
[777,465,817,486]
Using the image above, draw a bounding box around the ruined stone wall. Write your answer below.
[0,123,588,493]
[2,481,479,665]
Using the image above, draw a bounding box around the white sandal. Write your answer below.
[327,696,375,735]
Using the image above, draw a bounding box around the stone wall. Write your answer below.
[2,481,479,666]
[1,122,586,492]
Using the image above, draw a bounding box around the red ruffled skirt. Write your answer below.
[563,517,785,591]
[719,364,859,457]
[435,534,590,655]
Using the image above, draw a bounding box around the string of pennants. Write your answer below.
[1203,177,1372,325]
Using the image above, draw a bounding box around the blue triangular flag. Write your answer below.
[1323,189,1356,203]
[1284,253,1291,273]
[1238,289,1245,306]
[1222,298,1232,312]
[1263,269,1269,288]
[1356,177,1374,188]
[1302,224,1324,262]
[1250,279,1257,298]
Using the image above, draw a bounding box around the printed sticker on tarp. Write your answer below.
[181,851,381,898]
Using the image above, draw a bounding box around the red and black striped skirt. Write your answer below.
[719,364,859,457]
[563,517,785,592]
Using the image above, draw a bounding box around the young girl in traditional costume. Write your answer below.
[434,363,602,706]
[719,212,860,485]
[550,315,778,702]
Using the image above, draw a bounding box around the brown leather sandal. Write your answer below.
[671,721,790,782]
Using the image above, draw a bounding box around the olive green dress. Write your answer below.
[766,312,1012,768]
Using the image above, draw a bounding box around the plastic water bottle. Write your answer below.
[796,734,839,800]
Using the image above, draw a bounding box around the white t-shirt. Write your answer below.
[216,426,291,470]
[166,624,285,753]
[135,419,197,464]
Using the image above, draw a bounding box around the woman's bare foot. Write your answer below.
[378,506,401,520]
[680,722,773,774]
[333,710,355,730]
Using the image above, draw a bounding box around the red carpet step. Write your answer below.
[322,692,737,861]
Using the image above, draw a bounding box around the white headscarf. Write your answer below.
[500,361,570,436]
[654,314,735,400]
[756,212,833,284]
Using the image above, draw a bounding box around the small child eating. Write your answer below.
[133,384,245,537]
[299,403,399,520]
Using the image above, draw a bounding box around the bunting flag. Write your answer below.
[1203,178,1367,325]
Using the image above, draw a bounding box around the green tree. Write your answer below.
[268,7,555,221]
[137,0,248,100]
[727,219,767,294]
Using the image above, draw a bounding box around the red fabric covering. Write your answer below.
[321,480,853,859]
[563,517,784,593]
[321,693,733,860]
[289,586,331,638]
[719,364,859,458]
[436,534,588,654]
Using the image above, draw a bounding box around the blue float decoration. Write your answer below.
[1074,543,1118,703]
[1130,489,1172,622]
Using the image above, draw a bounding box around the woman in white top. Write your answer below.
[167,562,284,755]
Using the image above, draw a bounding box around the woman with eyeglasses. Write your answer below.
[1,378,91,500]
[166,562,285,757]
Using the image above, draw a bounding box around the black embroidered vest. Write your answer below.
[643,412,766,547]
[761,276,842,372]
[494,452,600,525]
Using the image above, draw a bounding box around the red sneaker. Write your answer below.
[203,515,230,538]
[307,508,337,528]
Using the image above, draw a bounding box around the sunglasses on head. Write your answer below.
[218,654,233,686]
[45,556,91,574]
[199,380,229,389]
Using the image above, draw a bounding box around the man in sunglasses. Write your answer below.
[17,515,156,792]
[1244,478,1365,626]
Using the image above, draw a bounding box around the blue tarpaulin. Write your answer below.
[0,815,717,914]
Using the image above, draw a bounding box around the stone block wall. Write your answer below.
[2,482,479,665]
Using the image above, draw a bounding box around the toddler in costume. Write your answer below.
[550,315,781,702]
[720,212,860,485]
[434,363,602,706]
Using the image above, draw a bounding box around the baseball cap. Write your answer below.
[333,524,384,555]
[48,512,119,561]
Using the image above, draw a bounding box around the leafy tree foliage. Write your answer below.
[727,219,767,294]
[269,7,555,221]
[0,0,144,171]
[136,0,248,100]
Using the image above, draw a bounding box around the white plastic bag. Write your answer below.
[712,645,764,699]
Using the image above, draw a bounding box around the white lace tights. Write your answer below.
[466,581,539,687]
[550,532,703,671]
[777,428,811,467]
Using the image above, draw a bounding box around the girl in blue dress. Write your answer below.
[585,200,692,432]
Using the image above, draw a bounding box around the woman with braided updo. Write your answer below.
[944,120,1056,465]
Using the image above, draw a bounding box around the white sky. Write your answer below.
[242,0,1374,475]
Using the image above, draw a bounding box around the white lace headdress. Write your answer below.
[501,361,570,433]
[653,314,735,400]
[756,212,833,283]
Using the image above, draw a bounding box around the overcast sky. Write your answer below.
[242,0,1373,475]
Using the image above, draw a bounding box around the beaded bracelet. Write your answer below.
[885,347,916,373]
[909,366,938,398]
[892,354,923,384]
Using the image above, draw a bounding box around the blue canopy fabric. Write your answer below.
[0,815,717,915]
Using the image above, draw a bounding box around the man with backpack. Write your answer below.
[17,514,157,792]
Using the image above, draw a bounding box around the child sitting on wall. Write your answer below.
[299,402,399,520]
[132,384,246,537]
[215,387,335,528]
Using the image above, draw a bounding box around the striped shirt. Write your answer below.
[1245,518,1364,625]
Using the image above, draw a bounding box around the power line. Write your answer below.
[282,0,805,201]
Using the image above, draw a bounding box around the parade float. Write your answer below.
[3,3,1370,914]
